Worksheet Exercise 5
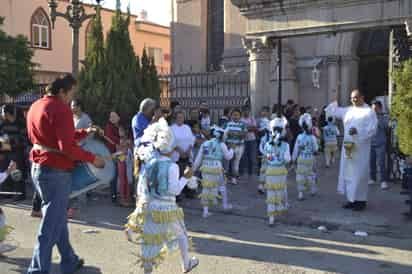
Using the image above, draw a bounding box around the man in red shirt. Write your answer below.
[27,74,105,274]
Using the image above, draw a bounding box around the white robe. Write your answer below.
[325,102,377,202]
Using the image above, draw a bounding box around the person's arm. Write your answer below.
[292,137,300,161]
[220,142,234,160]
[168,162,189,196]
[284,143,292,164]
[54,110,95,163]
[324,101,348,120]
[192,144,204,171]
[312,136,319,152]
[358,110,378,142]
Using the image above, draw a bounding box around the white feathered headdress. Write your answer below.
[211,125,225,139]
[299,113,313,130]
[140,118,176,154]
[270,117,287,137]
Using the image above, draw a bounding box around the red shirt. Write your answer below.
[104,122,120,153]
[27,96,96,170]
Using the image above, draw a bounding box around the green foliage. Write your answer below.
[77,7,106,125]
[77,1,163,125]
[104,2,140,123]
[392,59,412,156]
[0,17,34,96]
[140,48,161,100]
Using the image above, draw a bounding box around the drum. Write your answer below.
[70,138,115,199]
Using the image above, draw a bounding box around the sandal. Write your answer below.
[184,257,199,273]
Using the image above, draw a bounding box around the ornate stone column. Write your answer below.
[242,37,275,117]
[326,56,339,105]
[340,56,359,105]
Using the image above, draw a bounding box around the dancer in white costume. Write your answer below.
[193,126,234,218]
[292,113,319,201]
[126,118,198,274]
[262,118,291,226]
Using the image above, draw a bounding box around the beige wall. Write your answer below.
[173,0,208,73]
[0,0,170,83]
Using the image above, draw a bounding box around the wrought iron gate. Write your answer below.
[160,71,250,122]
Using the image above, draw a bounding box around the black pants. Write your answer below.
[406,168,412,213]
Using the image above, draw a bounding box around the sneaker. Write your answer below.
[223,203,233,211]
[68,258,84,274]
[342,202,355,209]
[368,179,376,185]
[257,184,265,195]
[30,210,42,218]
[184,257,199,273]
[381,181,389,190]
[229,178,238,185]
[298,192,304,201]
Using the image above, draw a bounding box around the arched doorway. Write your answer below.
[357,29,390,103]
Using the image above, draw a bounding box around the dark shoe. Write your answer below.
[400,191,410,195]
[342,202,355,209]
[69,258,84,274]
[352,201,367,211]
[30,210,42,218]
[402,211,412,220]
[405,200,411,205]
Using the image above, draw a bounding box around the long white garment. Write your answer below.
[325,102,377,202]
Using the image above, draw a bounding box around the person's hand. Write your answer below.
[349,127,358,136]
[183,166,193,179]
[6,161,17,175]
[87,125,104,136]
[1,143,12,151]
[93,156,106,168]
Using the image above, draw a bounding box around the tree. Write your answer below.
[141,48,152,99]
[104,1,141,123]
[0,17,34,96]
[149,56,161,100]
[392,59,412,156]
[77,7,106,124]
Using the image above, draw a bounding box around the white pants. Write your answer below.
[230,145,244,177]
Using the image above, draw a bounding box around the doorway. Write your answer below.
[357,29,390,103]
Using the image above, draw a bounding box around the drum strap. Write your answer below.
[32,144,62,154]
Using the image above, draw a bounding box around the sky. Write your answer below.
[82,0,171,26]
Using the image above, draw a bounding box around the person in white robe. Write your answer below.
[325,89,378,211]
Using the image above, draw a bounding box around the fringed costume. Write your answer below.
[193,126,234,218]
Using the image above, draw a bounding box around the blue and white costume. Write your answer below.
[322,117,340,167]
[126,118,198,274]
[263,118,291,225]
[193,126,233,218]
[292,114,319,200]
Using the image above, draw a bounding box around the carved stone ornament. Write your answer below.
[242,36,277,55]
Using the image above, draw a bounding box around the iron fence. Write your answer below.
[160,71,250,122]
[0,84,46,107]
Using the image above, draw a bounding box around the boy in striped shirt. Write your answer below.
[224,108,247,185]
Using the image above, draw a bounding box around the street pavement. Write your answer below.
[1,156,412,274]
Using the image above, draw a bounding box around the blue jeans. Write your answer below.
[370,145,387,182]
[28,164,80,274]
[241,140,257,176]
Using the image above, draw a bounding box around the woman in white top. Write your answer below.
[171,111,196,199]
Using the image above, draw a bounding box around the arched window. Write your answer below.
[31,8,51,49]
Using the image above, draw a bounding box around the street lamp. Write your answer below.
[48,0,102,78]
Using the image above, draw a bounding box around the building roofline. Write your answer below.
[136,20,170,30]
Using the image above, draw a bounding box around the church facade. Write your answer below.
[172,0,412,115]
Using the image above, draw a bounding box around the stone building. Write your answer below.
[172,0,412,115]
